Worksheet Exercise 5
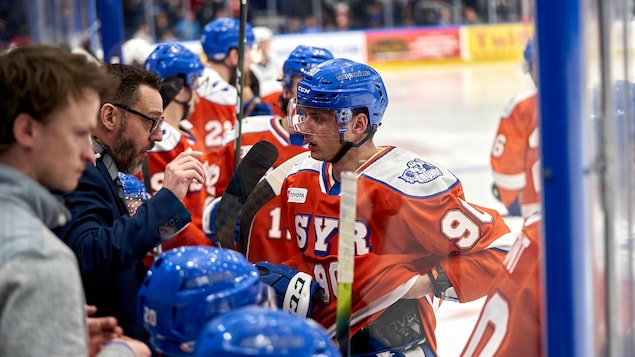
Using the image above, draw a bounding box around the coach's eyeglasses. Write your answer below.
[110,103,164,134]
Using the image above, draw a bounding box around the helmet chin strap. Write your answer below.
[328,125,378,164]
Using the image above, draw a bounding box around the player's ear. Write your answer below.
[351,112,369,134]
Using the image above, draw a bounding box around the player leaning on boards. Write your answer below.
[256,58,515,356]
[0,44,149,356]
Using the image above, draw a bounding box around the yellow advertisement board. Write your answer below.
[463,23,534,62]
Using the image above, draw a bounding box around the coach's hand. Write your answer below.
[162,151,206,201]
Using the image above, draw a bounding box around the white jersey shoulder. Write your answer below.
[289,155,322,175]
[150,123,182,152]
[220,115,275,146]
[241,115,276,134]
[500,89,536,118]
[362,147,460,198]
[287,148,458,198]
[196,67,237,105]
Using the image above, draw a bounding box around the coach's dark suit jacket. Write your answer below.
[54,158,191,343]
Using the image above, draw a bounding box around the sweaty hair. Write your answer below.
[103,63,162,107]
[0,44,116,149]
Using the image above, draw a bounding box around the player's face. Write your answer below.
[296,107,344,161]
[33,89,100,192]
[111,85,164,174]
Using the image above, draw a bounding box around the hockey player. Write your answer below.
[189,17,256,153]
[137,246,267,356]
[194,306,340,357]
[205,46,334,259]
[463,80,635,357]
[257,58,514,356]
[461,212,543,356]
[143,43,213,256]
[250,26,285,117]
[490,37,540,218]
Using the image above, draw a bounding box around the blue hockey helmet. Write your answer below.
[291,58,388,134]
[200,18,255,62]
[144,42,203,88]
[194,306,341,357]
[137,246,262,357]
[523,37,535,72]
[282,45,334,90]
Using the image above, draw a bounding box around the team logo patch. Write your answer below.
[399,158,442,184]
[287,188,308,203]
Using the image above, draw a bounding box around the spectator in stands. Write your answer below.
[174,9,200,41]
[463,6,481,23]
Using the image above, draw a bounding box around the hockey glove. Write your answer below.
[255,261,320,318]
[427,264,457,301]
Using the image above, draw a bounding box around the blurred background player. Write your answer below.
[258,58,514,356]
[189,17,255,154]
[204,45,334,258]
[137,246,266,357]
[194,306,340,357]
[143,43,213,259]
[250,26,285,117]
[490,37,540,219]
[122,38,154,68]
[461,212,544,356]
[465,80,635,357]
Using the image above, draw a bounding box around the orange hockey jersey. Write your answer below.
[140,122,213,253]
[462,213,544,357]
[261,90,285,118]
[190,67,237,153]
[242,152,309,264]
[206,115,308,200]
[490,91,541,218]
[280,146,514,353]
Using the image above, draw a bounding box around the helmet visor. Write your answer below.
[287,97,351,136]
